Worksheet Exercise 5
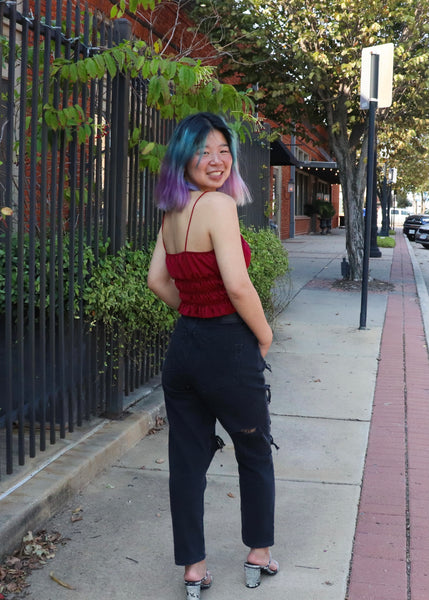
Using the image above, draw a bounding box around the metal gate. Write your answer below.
[0,0,269,480]
[0,0,172,479]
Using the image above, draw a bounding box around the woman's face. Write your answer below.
[185,129,233,192]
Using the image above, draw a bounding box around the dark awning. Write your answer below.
[297,161,340,184]
[270,139,300,166]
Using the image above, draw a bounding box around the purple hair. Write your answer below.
[155,113,251,211]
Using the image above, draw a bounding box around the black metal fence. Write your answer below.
[0,0,269,480]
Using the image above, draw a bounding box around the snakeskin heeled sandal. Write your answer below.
[184,571,213,600]
[244,554,279,588]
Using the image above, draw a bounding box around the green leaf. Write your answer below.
[77,59,88,81]
[147,76,161,105]
[44,109,58,130]
[68,62,78,83]
[104,52,117,79]
[93,54,106,77]
[131,127,141,145]
[178,65,196,90]
[85,57,99,79]
[142,141,155,155]
[78,126,87,145]
[150,58,160,76]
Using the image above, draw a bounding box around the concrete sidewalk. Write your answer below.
[1,229,427,600]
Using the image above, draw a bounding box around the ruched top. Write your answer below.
[163,193,251,318]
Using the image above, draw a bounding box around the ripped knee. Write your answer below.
[232,428,279,453]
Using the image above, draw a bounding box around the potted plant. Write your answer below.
[314,200,336,234]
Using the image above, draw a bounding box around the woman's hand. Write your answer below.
[258,327,273,358]
[259,341,271,358]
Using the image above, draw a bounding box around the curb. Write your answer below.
[0,383,165,559]
[406,235,429,347]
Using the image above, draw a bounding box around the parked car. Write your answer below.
[415,224,429,248]
[403,214,429,240]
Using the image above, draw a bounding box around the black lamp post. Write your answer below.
[370,147,382,257]
[288,178,295,238]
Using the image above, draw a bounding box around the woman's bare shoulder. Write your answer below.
[198,191,236,214]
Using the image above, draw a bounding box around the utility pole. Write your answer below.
[359,43,393,329]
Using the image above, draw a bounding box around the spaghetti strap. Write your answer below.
[161,214,167,251]
[184,191,208,251]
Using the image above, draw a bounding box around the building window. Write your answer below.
[295,171,308,216]
[295,147,309,162]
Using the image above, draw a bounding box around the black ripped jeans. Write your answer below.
[162,314,275,566]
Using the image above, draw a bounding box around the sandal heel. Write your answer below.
[185,580,201,600]
[184,572,212,600]
[244,563,261,588]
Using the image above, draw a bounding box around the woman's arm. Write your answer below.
[208,193,273,357]
[147,229,181,310]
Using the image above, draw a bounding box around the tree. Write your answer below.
[20,1,258,178]
[381,130,429,204]
[191,0,429,279]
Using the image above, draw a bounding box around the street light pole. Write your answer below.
[288,170,295,239]
[370,146,382,257]
[359,42,393,329]
[380,163,389,236]
[360,52,379,329]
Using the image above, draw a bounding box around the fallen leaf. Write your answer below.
[49,571,75,590]
[71,507,83,522]
[0,530,63,595]
[71,514,83,523]
[227,492,236,498]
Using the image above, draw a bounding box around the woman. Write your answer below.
[147,112,278,599]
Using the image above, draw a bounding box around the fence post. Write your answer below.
[108,18,132,253]
[105,18,132,417]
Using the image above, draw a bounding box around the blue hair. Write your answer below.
[155,112,251,211]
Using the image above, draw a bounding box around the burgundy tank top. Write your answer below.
[163,192,251,318]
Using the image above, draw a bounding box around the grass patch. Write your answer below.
[377,235,396,248]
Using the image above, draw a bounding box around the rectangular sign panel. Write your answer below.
[360,43,394,109]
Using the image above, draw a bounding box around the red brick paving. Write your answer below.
[347,232,429,600]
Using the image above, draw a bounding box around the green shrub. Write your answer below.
[83,226,290,345]
[1,226,290,349]
[0,232,93,321]
[241,224,290,320]
[313,200,336,218]
[82,241,178,348]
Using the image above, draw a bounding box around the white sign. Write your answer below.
[360,43,394,109]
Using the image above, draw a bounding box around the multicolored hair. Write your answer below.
[155,112,251,211]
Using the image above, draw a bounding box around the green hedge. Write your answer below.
[241,224,290,320]
[83,225,290,344]
[1,226,290,346]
